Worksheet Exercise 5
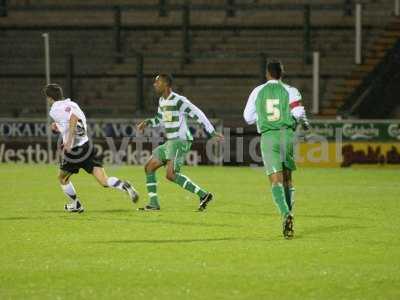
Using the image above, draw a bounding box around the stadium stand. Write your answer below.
[325,17,400,116]
[0,0,395,119]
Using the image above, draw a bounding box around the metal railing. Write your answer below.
[55,51,324,114]
[2,1,362,65]
[339,39,400,118]
[6,2,354,14]
[0,0,7,17]
[2,0,398,117]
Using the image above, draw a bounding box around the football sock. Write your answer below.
[146,172,160,208]
[61,182,78,202]
[106,177,126,191]
[287,187,295,212]
[284,186,295,211]
[173,173,207,198]
[271,183,290,217]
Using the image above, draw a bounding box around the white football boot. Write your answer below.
[122,181,139,204]
[64,200,84,213]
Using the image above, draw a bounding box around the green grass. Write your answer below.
[0,164,399,300]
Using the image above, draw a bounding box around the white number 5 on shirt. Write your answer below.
[266,99,280,121]
[164,111,173,122]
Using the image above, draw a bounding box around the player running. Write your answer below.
[243,60,309,239]
[136,74,224,211]
[43,83,139,213]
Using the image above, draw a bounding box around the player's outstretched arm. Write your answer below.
[138,106,163,133]
[180,98,223,141]
[212,131,224,142]
[136,120,147,133]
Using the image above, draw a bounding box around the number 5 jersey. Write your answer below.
[243,80,306,133]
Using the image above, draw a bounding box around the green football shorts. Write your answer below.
[260,129,296,176]
[152,139,192,172]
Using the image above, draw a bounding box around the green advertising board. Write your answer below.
[303,120,400,141]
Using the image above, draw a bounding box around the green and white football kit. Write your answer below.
[244,80,306,218]
[144,92,216,209]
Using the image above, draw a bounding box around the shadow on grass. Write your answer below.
[85,209,133,214]
[213,210,275,217]
[85,217,242,228]
[18,213,241,228]
[136,218,241,228]
[42,209,133,214]
[303,224,367,236]
[90,237,270,244]
[300,214,365,220]
[0,217,32,221]
[0,215,89,221]
[42,210,71,214]
[41,210,243,228]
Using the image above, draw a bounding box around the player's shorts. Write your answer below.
[260,128,296,176]
[60,141,103,174]
[152,139,192,173]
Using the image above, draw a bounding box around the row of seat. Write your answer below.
[0,0,392,119]
[1,0,392,27]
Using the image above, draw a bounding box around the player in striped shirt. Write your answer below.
[137,74,224,211]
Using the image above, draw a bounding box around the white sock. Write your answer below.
[61,182,78,202]
[107,177,125,191]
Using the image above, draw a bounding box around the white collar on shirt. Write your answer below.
[266,80,280,84]
[53,98,71,106]
[161,92,175,101]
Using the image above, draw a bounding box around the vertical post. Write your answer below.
[136,52,144,112]
[395,0,399,16]
[114,5,123,63]
[42,33,52,162]
[0,0,7,17]
[159,0,167,16]
[303,5,311,64]
[312,51,320,115]
[226,0,235,17]
[344,0,353,16]
[66,54,74,99]
[355,3,362,64]
[259,53,267,84]
[182,2,191,64]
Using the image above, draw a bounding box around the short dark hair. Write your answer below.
[156,74,173,87]
[42,83,64,101]
[267,59,284,79]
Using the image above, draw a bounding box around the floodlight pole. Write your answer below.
[42,33,52,162]
[312,51,320,114]
[355,3,362,64]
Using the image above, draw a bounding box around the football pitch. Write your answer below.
[0,164,399,299]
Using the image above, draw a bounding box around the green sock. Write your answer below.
[146,172,160,208]
[284,187,295,211]
[271,183,290,217]
[173,173,207,198]
[289,187,295,212]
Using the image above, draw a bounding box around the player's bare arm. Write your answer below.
[136,120,147,133]
[50,122,59,133]
[64,113,79,153]
[212,131,224,142]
